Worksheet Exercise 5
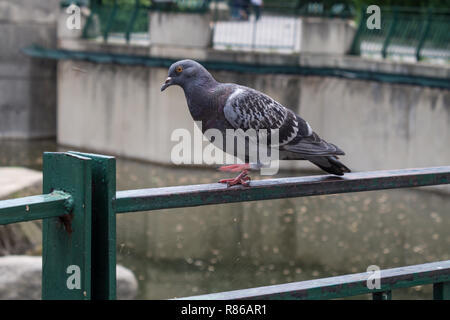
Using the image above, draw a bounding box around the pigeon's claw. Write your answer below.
[219,170,251,187]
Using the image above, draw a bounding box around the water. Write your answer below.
[1,139,449,299]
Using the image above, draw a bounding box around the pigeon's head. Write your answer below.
[161,59,213,92]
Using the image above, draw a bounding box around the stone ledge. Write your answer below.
[0,255,138,299]
[0,167,42,199]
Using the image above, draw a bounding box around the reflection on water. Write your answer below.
[0,139,57,171]
[1,139,449,300]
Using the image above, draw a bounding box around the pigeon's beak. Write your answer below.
[161,77,172,92]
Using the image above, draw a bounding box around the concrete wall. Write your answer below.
[298,77,449,171]
[0,0,59,138]
[57,54,450,174]
[57,60,188,164]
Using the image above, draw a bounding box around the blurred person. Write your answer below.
[251,0,262,21]
[229,0,250,21]
[241,0,251,20]
[229,0,240,20]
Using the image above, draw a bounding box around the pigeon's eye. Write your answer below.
[176,66,183,73]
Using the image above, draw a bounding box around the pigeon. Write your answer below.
[161,59,350,186]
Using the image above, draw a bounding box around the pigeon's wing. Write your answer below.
[223,86,344,156]
[223,87,306,146]
[282,131,345,156]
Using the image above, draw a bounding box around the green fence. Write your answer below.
[350,6,450,62]
[79,0,355,45]
[81,0,209,42]
[1,151,450,299]
[77,1,450,60]
[253,0,355,18]
[82,0,150,42]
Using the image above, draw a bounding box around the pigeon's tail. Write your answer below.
[306,155,351,176]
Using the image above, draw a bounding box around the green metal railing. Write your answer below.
[1,151,450,299]
[182,260,450,300]
[79,0,355,46]
[82,0,150,42]
[350,6,450,62]
[81,0,209,43]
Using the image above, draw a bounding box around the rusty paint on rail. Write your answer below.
[114,166,450,214]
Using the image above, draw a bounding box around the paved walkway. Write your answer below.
[0,167,42,198]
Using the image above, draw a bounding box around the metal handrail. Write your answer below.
[1,151,449,299]
[178,260,450,300]
[115,166,450,213]
[0,191,73,225]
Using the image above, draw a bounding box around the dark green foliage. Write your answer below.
[99,0,151,6]
[264,0,450,9]
[353,0,450,9]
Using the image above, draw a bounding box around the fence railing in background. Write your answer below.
[1,151,450,299]
[74,1,450,61]
[211,0,355,52]
[259,0,355,18]
[82,0,150,43]
[78,0,355,49]
[81,0,209,43]
[350,6,450,62]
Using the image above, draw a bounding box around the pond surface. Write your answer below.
[1,139,449,299]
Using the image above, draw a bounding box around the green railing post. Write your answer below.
[42,152,92,300]
[125,0,140,43]
[69,152,117,300]
[82,2,96,39]
[103,0,118,42]
[381,8,398,59]
[433,282,450,300]
[1,148,449,300]
[349,6,366,55]
[415,9,432,61]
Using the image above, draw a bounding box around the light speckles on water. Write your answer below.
[194,260,203,267]
[430,212,442,223]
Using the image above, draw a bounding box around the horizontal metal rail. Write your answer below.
[0,191,73,225]
[114,166,450,214]
[178,260,450,300]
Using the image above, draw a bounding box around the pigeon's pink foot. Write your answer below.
[219,163,251,173]
[219,169,251,187]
